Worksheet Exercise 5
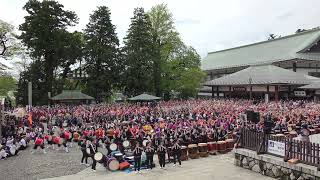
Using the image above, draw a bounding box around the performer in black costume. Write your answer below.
[145,142,155,170]
[133,142,143,173]
[87,139,97,171]
[157,141,166,169]
[172,139,182,167]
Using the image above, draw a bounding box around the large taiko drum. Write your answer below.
[180,146,188,161]
[94,152,106,163]
[225,139,235,151]
[104,156,119,171]
[217,141,227,153]
[207,142,218,155]
[198,143,209,157]
[188,144,199,159]
[35,138,44,146]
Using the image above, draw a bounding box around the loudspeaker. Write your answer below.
[246,110,259,123]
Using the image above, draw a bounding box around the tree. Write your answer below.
[162,44,205,99]
[148,3,204,99]
[19,0,78,101]
[16,60,46,105]
[0,74,17,96]
[84,6,121,102]
[123,7,155,96]
[0,19,23,70]
[148,3,181,96]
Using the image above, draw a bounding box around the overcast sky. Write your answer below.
[1,0,320,59]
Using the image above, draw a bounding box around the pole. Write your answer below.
[0,105,2,140]
[249,77,252,100]
[28,82,32,107]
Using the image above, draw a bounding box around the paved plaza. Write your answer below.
[43,152,273,180]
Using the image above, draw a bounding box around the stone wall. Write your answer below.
[234,149,320,180]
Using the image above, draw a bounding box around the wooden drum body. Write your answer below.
[188,144,199,159]
[225,139,235,151]
[207,142,218,155]
[180,146,188,161]
[217,141,227,153]
[198,143,209,157]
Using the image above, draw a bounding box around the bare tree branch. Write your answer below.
[0,40,7,56]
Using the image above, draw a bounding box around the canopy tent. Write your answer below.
[128,93,161,101]
[51,90,94,102]
[204,65,317,86]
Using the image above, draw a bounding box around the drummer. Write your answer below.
[79,139,89,166]
[87,138,97,172]
[133,142,143,174]
[157,141,166,169]
[145,142,155,171]
[171,139,182,167]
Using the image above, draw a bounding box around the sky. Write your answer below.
[1,0,320,71]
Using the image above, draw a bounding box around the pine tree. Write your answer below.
[123,8,155,96]
[84,6,121,102]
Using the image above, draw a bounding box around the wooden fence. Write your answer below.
[240,128,320,169]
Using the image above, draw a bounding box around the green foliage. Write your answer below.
[83,6,121,102]
[148,4,204,99]
[148,3,181,96]
[0,19,23,72]
[18,0,79,103]
[0,75,17,96]
[123,7,155,97]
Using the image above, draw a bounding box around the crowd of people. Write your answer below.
[1,99,320,173]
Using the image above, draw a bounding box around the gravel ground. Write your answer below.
[0,143,88,180]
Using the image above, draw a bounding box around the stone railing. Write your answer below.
[234,148,320,180]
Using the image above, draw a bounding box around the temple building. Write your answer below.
[200,28,320,100]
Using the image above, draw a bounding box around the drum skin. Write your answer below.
[94,152,106,163]
[110,143,118,151]
[104,156,119,171]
